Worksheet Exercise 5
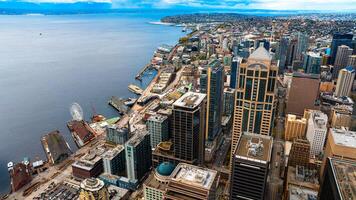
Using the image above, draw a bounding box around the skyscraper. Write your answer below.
[277,36,290,73]
[303,52,322,74]
[319,158,356,200]
[333,45,353,79]
[330,33,353,65]
[125,131,152,182]
[335,66,355,97]
[200,60,224,142]
[146,114,169,149]
[230,57,240,89]
[172,92,206,165]
[284,114,307,141]
[231,46,278,162]
[230,133,273,200]
[288,138,310,167]
[106,125,128,145]
[295,32,309,60]
[347,55,356,68]
[102,145,125,176]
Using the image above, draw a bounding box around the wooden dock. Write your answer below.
[135,63,152,80]
[108,96,128,114]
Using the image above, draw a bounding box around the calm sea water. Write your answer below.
[0,12,185,193]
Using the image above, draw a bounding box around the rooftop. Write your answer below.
[330,128,356,148]
[80,178,105,192]
[101,145,125,160]
[329,158,356,200]
[126,130,149,147]
[170,163,218,190]
[288,185,318,200]
[173,92,206,109]
[310,111,327,129]
[147,114,168,123]
[249,46,272,61]
[235,132,273,164]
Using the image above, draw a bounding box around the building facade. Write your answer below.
[305,110,328,157]
[172,92,206,165]
[330,33,353,65]
[125,131,152,182]
[147,114,169,149]
[284,114,307,141]
[231,46,278,165]
[106,125,128,145]
[333,45,353,79]
[79,178,109,200]
[288,138,311,167]
[335,66,355,97]
[230,133,273,200]
[303,52,322,74]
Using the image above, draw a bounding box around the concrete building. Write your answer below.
[72,146,105,179]
[147,114,169,149]
[231,47,277,167]
[223,88,236,117]
[330,105,352,128]
[277,36,290,72]
[347,55,356,68]
[321,127,356,178]
[335,66,355,97]
[230,133,273,200]
[305,110,328,157]
[319,158,356,200]
[286,72,320,116]
[79,178,109,200]
[165,163,219,200]
[143,162,175,200]
[106,125,128,145]
[303,52,321,74]
[172,92,206,165]
[285,114,307,141]
[295,32,309,61]
[288,139,310,167]
[125,131,152,182]
[102,145,125,176]
[200,60,224,142]
[333,45,353,79]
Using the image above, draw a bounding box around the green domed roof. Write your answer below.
[156,162,175,176]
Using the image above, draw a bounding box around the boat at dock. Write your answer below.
[108,96,129,114]
[128,84,144,95]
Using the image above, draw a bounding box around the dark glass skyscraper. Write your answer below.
[230,57,239,89]
[330,33,353,65]
[277,36,290,73]
[200,60,224,142]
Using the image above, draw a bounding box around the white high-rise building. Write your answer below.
[306,110,328,157]
[335,66,355,97]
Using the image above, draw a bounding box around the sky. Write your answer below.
[1,0,356,11]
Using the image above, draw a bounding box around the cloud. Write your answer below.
[3,0,356,10]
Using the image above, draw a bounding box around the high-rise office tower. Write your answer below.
[285,72,320,116]
[165,163,219,200]
[223,88,236,116]
[284,114,307,141]
[172,92,206,165]
[303,52,322,74]
[347,55,356,68]
[106,125,128,145]
[200,60,224,142]
[295,32,309,60]
[102,145,125,176]
[230,57,240,89]
[277,36,289,73]
[125,131,152,182]
[333,45,353,79]
[79,178,109,200]
[335,66,355,97]
[319,158,356,200]
[146,114,169,149]
[230,133,273,200]
[330,33,353,65]
[320,127,356,179]
[256,39,270,50]
[286,38,298,66]
[231,46,277,163]
[288,138,310,167]
[305,110,328,157]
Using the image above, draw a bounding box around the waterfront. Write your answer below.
[0,13,185,193]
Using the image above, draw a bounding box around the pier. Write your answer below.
[135,63,152,80]
[108,96,129,114]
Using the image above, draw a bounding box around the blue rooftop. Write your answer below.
[156,162,175,176]
[345,66,355,73]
